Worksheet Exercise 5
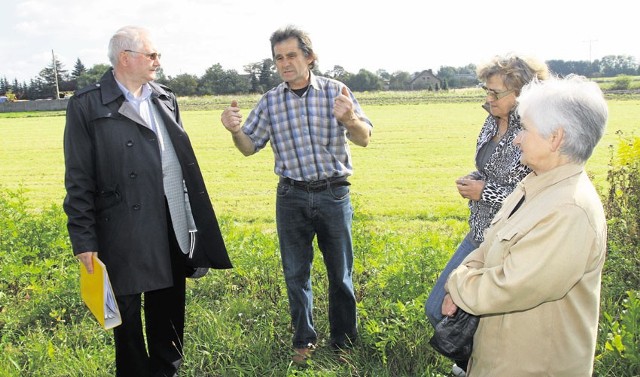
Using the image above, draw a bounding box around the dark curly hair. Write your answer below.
[270,25,318,70]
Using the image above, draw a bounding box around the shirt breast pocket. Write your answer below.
[496,227,519,242]
[494,226,522,261]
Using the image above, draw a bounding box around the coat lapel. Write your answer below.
[98,69,153,131]
[118,101,150,129]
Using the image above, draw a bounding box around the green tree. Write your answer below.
[325,65,349,81]
[76,64,111,88]
[546,59,596,77]
[599,55,639,77]
[166,73,199,96]
[389,71,412,90]
[243,61,263,93]
[71,58,86,79]
[376,69,391,81]
[259,59,279,92]
[435,64,477,89]
[11,78,26,99]
[245,59,279,93]
[38,57,68,99]
[153,67,167,84]
[198,64,225,95]
[0,76,8,94]
[27,77,46,99]
[345,69,383,91]
[199,63,250,95]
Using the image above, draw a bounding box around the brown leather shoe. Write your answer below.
[292,343,316,364]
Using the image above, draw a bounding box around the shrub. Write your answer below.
[594,133,640,376]
[597,291,640,376]
[602,134,640,302]
[610,75,632,90]
[0,187,110,376]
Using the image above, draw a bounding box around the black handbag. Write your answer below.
[429,309,479,360]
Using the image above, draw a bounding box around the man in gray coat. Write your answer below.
[63,25,232,376]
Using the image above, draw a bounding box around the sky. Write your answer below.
[1,0,638,83]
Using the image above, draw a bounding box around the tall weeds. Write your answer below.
[595,133,640,376]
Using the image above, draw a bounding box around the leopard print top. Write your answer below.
[467,111,531,243]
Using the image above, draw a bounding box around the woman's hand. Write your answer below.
[456,177,485,201]
[442,293,459,317]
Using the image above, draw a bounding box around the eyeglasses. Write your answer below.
[124,50,162,60]
[481,85,514,100]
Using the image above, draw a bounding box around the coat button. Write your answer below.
[126,140,134,147]
[129,171,137,179]
[132,204,141,210]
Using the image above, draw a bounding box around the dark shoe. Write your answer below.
[292,343,315,364]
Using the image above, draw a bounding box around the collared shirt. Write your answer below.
[241,73,372,182]
[114,77,156,133]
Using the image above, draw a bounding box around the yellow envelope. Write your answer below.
[80,255,122,329]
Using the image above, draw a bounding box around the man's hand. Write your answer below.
[333,86,357,124]
[333,86,371,147]
[220,100,256,156]
[221,100,243,134]
[77,251,97,274]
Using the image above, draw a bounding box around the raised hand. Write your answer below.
[221,100,243,133]
[333,86,357,124]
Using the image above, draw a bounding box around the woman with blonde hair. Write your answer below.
[426,53,549,375]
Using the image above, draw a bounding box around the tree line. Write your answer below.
[1,54,638,101]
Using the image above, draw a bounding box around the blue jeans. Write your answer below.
[276,181,357,349]
[425,233,479,327]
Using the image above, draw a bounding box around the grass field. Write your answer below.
[0,92,638,376]
[1,94,637,224]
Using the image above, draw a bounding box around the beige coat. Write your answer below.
[446,163,607,376]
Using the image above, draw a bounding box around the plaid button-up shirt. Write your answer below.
[242,73,372,182]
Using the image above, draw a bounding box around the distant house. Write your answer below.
[410,69,441,90]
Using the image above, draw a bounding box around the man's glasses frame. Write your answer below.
[124,50,161,60]
[481,85,514,100]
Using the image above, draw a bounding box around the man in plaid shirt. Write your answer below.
[221,25,372,364]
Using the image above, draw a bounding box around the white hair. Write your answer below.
[107,26,151,67]
[516,74,608,163]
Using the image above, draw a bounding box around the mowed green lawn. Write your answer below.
[0,98,637,226]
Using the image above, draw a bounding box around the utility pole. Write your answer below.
[583,39,598,63]
[52,49,60,99]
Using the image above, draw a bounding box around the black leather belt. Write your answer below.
[280,176,350,192]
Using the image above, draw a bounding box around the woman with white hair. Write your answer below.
[442,75,608,376]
